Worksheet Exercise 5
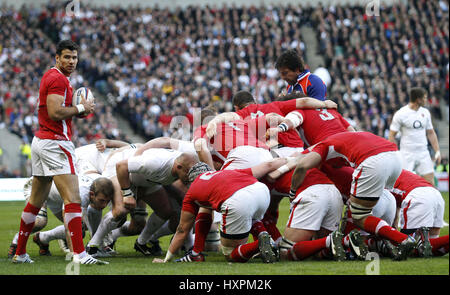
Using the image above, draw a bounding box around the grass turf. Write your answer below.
[0,193,448,276]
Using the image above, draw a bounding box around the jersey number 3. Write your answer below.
[318,109,335,121]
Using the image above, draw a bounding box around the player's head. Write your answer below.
[275,49,306,86]
[187,162,213,184]
[232,90,256,111]
[409,87,427,107]
[55,39,79,76]
[201,106,218,125]
[89,177,114,210]
[174,152,200,185]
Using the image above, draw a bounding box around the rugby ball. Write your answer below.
[73,87,94,117]
[73,87,94,105]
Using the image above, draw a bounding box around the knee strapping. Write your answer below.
[349,202,373,221]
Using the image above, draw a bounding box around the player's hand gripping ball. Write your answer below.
[73,87,95,117]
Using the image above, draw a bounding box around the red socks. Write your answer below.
[430,235,449,256]
[262,210,281,242]
[16,202,40,255]
[363,216,408,245]
[230,241,260,263]
[250,221,267,240]
[64,203,85,255]
[288,237,328,261]
[192,212,212,254]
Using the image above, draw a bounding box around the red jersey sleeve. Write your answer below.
[181,193,200,215]
[273,100,297,115]
[193,125,207,143]
[311,142,328,161]
[47,75,67,97]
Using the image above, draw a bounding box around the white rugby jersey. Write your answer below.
[128,148,182,187]
[75,144,114,175]
[390,105,433,151]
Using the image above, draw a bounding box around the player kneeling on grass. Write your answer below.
[389,169,449,258]
[153,159,289,264]
[267,162,348,261]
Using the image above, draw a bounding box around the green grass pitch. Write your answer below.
[0,193,448,276]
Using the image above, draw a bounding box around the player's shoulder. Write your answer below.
[42,68,66,84]
[419,106,431,116]
[393,105,412,116]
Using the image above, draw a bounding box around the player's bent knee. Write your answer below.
[349,202,373,223]
[221,245,235,257]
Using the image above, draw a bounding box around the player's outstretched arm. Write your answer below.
[95,139,130,152]
[295,97,337,110]
[206,112,242,138]
[194,138,215,170]
[290,152,322,197]
[250,157,288,179]
[156,210,195,263]
[134,137,181,156]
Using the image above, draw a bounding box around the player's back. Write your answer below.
[316,131,398,167]
[295,108,350,146]
[183,168,257,213]
[194,120,268,159]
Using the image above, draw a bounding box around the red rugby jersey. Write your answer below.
[182,168,258,214]
[35,67,74,141]
[312,131,398,168]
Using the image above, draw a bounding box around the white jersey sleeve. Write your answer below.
[389,110,402,132]
[128,148,181,186]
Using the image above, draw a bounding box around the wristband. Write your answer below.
[435,150,441,160]
[276,164,290,174]
[164,250,174,262]
[75,104,85,114]
[278,122,289,132]
[289,188,296,200]
[121,188,135,199]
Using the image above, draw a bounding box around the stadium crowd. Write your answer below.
[2,1,448,268]
[1,1,448,177]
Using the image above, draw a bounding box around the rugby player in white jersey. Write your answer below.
[388,87,441,185]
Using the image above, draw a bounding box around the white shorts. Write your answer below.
[371,189,397,226]
[400,149,434,176]
[351,151,402,200]
[31,137,77,176]
[270,146,304,158]
[400,186,445,230]
[287,184,344,232]
[219,182,270,238]
[222,146,273,170]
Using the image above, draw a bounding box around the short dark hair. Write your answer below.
[232,91,255,109]
[276,91,307,101]
[200,106,218,124]
[275,49,305,72]
[409,87,427,103]
[56,40,80,56]
[90,177,114,199]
